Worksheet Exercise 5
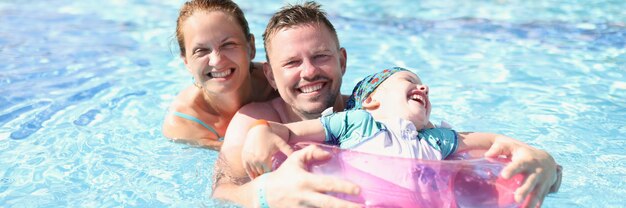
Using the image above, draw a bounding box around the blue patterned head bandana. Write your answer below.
[345,67,409,110]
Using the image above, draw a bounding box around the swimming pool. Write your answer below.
[1,0,624,207]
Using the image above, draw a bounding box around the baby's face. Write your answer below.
[370,71,431,130]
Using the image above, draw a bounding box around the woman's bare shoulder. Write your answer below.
[162,86,211,139]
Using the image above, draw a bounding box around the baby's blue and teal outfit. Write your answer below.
[320,110,458,159]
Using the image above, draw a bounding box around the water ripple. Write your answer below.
[10,83,111,140]
[0,101,51,126]
[74,91,147,126]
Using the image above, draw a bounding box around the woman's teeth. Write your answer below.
[209,69,232,78]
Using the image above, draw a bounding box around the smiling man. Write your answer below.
[211,3,361,207]
[262,20,347,120]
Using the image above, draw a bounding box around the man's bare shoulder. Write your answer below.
[223,97,286,147]
[237,97,285,119]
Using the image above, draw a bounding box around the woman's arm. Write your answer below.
[212,102,281,205]
[241,119,327,178]
[162,113,223,150]
[249,119,328,145]
[213,102,360,207]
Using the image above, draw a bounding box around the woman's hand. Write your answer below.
[242,125,293,179]
[485,138,559,208]
[259,145,362,208]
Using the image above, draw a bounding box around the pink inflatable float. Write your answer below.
[273,143,525,208]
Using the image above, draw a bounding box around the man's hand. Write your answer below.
[259,145,362,208]
[485,138,559,208]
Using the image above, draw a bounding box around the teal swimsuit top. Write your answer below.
[173,112,224,141]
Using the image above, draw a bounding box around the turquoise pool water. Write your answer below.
[1,0,624,207]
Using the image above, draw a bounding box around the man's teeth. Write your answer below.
[300,84,323,93]
[210,69,232,78]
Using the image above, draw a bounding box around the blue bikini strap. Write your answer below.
[173,111,221,139]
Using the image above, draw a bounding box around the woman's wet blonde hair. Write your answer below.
[175,0,251,57]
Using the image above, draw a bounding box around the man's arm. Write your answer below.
[212,152,254,206]
[214,144,362,208]
[456,131,561,208]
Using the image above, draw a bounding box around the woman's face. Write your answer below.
[181,11,255,94]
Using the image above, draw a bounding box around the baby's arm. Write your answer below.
[455,132,541,154]
[455,132,507,152]
[282,119,327,144]
[241,119,326,179]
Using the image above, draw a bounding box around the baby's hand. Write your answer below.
[242,124,293,179]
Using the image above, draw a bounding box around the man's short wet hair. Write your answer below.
[262,1,340,62]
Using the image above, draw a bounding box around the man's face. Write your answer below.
[265,23,346,119]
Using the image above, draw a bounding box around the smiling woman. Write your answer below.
[162,0,278,150]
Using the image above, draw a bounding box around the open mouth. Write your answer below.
[298,83,324,93]
[207,68,234,78]
[409,93,427,107]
